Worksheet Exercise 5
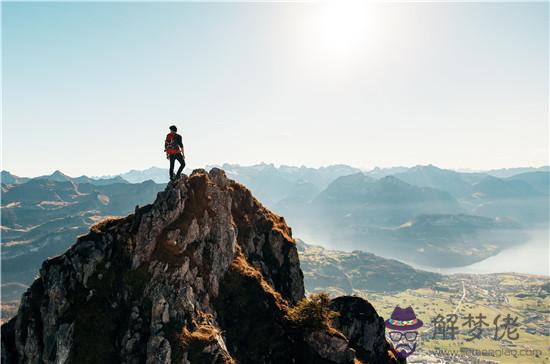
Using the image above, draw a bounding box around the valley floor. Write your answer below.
[362,273,550,364]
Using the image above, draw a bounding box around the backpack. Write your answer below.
[165,133,179,151]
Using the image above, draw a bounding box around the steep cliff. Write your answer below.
[1,168,397,364]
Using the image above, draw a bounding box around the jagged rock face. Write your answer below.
[1,169,396,364]
[330,297,402,364]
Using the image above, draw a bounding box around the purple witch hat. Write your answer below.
[384,306,423,331]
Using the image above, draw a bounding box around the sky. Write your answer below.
[2,1,548,177]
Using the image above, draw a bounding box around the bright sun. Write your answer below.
[307,2,379,62]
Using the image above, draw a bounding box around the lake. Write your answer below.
[408,228,550,276]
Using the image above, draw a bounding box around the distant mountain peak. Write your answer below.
[378,175,408,185]
[1,170,30,185]
[50,170,70,178]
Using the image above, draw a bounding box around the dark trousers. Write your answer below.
[169,153,185,178]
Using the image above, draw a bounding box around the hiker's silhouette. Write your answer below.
[164,125,185,181]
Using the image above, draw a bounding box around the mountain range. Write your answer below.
[1,176,165,303]
[0,169,445,329]
[1,163,548,302]
[2,170,128,186]
[270,166,545,266]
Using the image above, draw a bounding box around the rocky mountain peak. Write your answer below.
[1,168,398,364]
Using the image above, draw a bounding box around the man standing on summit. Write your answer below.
[165,125,185,181]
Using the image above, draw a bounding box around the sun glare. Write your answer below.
[307,2,379,63]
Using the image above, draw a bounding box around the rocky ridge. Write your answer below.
[1,168,397,364]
